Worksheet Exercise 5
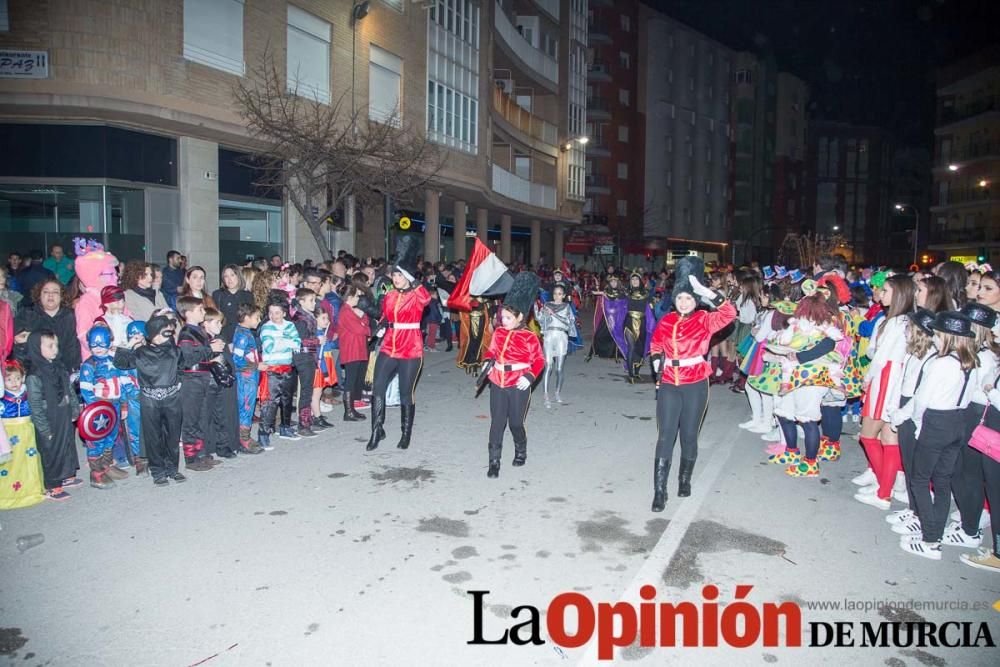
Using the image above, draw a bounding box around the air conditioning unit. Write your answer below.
[497,79,515,95]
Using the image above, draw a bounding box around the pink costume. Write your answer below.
[72,238,120,362]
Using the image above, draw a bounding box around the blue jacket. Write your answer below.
[160,266,185,308]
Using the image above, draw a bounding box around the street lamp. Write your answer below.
[832,225,840,232]
[948,164,960,172]
[562,136,590,151]
[895,203,920,266]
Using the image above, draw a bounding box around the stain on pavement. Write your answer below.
[452,546,478,559]
[442,571,472,583]
[899,648,947,666]
[0,628,27,655]
[371,466,436,485]
[661,520,786,588]
[327,472,348,479]
[576,511,670,555]
[416,516,469,537]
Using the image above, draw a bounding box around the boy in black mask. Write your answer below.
[114,315,215,485]
[176,297,225,470]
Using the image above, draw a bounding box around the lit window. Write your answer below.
[286,5,331,104]
[620,14,630,32]
[619,89,630,106]
[183,0,245,76]
[618,126,629,143]
[617,163,628,180]
[369,46,403,124]
[617,199,628,216]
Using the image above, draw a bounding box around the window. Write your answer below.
[0,0,8,31]
[735,69,752,85]
[286,5,331,104]
[620,14,631,32]
[618,126,629,143]
[427,80,478,153]
[617,163,628,179]
[619,51,630,69]
[183,0,245,76]
[369,45,402,124]
[617,199,628,216]
[666,170,672,186]
[382,0,404,10]
[619,89,630,106]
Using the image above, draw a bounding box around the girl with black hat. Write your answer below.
[896,311,979,560]
[366,236,431,452]
[482,272,544,478]
[886,308,937,533]
[647,257,736,512]
[945,302,999,548]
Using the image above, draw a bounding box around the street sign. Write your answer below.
[593,244,615,255]
[399,216,411,230]
[0,50,48,78]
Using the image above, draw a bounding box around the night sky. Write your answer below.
[649,0,1000,148]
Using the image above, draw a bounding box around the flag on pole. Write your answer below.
[447,239,513,311]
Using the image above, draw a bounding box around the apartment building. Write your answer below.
[0,0,587,278]
[636,4,732,266]
[928,45,1000,265]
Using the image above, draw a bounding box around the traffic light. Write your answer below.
[921,254,931,264]
[978,248,987,263]
[320,205,345,229]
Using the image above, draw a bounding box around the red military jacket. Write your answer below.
[649,301,737,386]
[381,285,431,359]
[485,327,545,388]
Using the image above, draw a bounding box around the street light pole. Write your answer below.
[894,203,919,266]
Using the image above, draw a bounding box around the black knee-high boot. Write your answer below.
[652,458,670,512]
[678,458,696,497]
[397,404,414,449]
[366,396,386,451]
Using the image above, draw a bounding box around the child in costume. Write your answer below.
[482,272,545,479]
[79,325,134,488]
[120,321,146,473]
[203,308,239,459]
[114,315,214,485]
[336,285,371,423]
[26,330,81,500]
[0,360,45,509]
[231,303,265,454]
[291,288,320,437]
[72,237,120,362]
[177,296,226,470]
[259,300,302,447]
[535,283,579,407]
[98,285,133,347]
[311,308,337,427]
[766,292,846,478]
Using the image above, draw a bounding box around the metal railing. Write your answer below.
[939,96,999,126]
[494,2,558,86]
[936,188,995,207]
[585,174,609,188]
[587,97,611,114]
[587,61,612,79]
[938,141,1000,165]
[492,164,557,209]
[928,226,991,244]
[491,86,559,146]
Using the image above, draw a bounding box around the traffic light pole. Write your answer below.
[384,192,392,260]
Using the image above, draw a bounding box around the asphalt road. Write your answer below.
[2,337,999,666]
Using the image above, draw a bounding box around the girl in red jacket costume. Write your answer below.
[337,284,371,423]
[366,237,431,451]
[483,272,545,479]
[648,257,736,512]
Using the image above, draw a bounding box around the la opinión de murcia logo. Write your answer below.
[467,587,997,660]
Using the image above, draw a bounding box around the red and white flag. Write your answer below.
[447,239,513,312]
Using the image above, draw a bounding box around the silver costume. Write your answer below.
[535,301,578,405]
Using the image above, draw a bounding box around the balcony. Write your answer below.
[928,226,991,245]
[585,141,611,157]
[588,22,611,43]
[937,141,1000,167]
[494,2,558,90]
[587,61,612,81]
[585,173,611,194]
[491,86,559,148]
[492,164,556,209]
[587,96,611,120]
[932,187,995,208]
[939,96,999,127]
[533,0,559,20]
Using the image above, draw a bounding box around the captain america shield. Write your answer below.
[77,401,118,442]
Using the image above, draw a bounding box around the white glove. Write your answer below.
[376,327,386,339]
[652,358,662,373]
[687,275,716,300]
[516,376,531,391]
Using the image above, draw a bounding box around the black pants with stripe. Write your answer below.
[655,379,709,461]
[372,354,422,407]
[489,383,531,460]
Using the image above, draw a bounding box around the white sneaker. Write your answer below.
[856,483,879,496]
[892,471,906,494]
[761,428,781,441]
[941,523,982,549]
[854,493,891,510]
[739,419,757,430]
[900,539,942,560]
[891,519,923,535]
[886,509,916,525]
[851,469,877,486]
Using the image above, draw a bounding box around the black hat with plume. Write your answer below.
[503,271,540,317]
[672,256,705,302]
[393,235,420,282]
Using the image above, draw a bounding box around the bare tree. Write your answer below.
[233,49,445,260]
